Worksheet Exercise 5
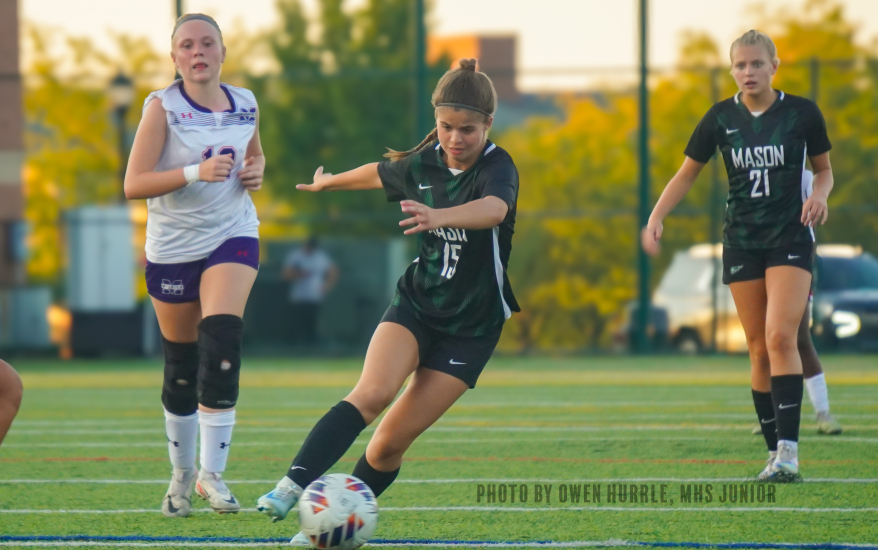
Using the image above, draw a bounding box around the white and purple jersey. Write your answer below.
[143,80,260,264]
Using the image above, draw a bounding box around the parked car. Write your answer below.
[617,243,876,354]
[812,245,878,351]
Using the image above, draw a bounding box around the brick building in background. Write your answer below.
[428,34,561,132]
[0,0,23,287]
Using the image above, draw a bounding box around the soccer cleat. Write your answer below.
[256,476,303,522]
[755,451,777,482]
[195,471,241,514]
[752,425,762,435]
[289,531,310,546]
[816,412,843,435]
[761,442,802,483]
[162,467,198,518]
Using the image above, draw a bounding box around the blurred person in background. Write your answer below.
[0,359,23,447]
[643,30,834,483]
[283,236,338,346]
[124,13,264,517]
[255,60,520,543]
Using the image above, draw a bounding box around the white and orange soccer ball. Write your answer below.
[297,474,378,550]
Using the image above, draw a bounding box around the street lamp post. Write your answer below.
[108,72,135,201]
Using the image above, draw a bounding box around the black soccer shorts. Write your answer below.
[722,242,815,285]
[379,297,501,389]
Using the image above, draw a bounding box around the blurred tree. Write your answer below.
[497,0,878,351]
[249,0,447,235]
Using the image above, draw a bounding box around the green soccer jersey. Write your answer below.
[377,140,520,336]
[685,91,832,249]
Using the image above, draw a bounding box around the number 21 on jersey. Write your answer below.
[750,169,770,198]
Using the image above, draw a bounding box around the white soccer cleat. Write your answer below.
[162,467,198,518]
[816,411,843,435]
[755,451,777,482]
[256,476,303,522]
[195,471,241,513]
[289,531,311,546]
[762,442,802,483]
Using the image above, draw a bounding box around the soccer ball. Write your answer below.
[298,474,378,550]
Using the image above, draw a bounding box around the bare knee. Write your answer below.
[366,430,410,469]
[0,361,23,412]
[346,386,398,425]
[766,327,797,358]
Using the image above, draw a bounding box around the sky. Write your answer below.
[20,0,878,91]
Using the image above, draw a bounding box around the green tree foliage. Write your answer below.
[249,0,446,235]
[497,0,878,351]
[23,26,165,282]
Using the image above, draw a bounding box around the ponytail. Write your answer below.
[383,128,438,162]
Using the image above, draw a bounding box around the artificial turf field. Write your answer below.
[1,355,876,549]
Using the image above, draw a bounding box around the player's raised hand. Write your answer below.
[199,153,234,182]
[399,200,443,235]
[239,156,264,191]
[641,219,663,257]
[801,193,828,228]
[297,166,333,192]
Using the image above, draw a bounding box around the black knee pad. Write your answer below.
[197,314,244,409]
[161,338,199,416]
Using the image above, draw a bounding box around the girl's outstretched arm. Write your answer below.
[296,164,383,192]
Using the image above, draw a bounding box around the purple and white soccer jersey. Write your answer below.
[143,80,260,265]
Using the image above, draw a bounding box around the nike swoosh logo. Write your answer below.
[726,128,739,134]
[760,418,775,424]
[419,184,432,190]
[778,403,798,410]
[223,496,237,504]
[166,496,180,514]
[449,359,466,365]
[289,466,306,471]
[788,255,800,259]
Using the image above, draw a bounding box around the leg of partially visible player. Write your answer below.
[257,322,420,522]
[354,366,468,496]
[0,359,23,447]
[730,279,776,477]
[194,262,258,513]
[153,298,201,517]
[798,303,842,434]
[763,266,812,482]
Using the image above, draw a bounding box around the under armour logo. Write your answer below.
[180,112,193,119]
[220,442,231,449]
[161,279,184,295]
[237,250,248,257]
[168,438,180,448]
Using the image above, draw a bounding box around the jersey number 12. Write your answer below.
[750,169,770,198]
[203,146,238,179]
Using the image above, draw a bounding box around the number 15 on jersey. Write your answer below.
[441,243,461,279]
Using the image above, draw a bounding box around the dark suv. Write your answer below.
[812,246,878,351]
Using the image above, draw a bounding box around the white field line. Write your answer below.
[1,506,877,514]
[1,477,876,485]
[5,435,878,449]
[11,425,878,436]
[11,410,878,428]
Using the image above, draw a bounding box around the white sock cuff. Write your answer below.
[198,409,236,427]
[164,408,198,422]
[778,439,798,452]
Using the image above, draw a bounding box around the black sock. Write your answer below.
[771,374,803,443]
[352,453,399,498]
[287,400,367,488]
[751,389,777,452]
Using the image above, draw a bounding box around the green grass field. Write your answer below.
[1,355,877,549]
